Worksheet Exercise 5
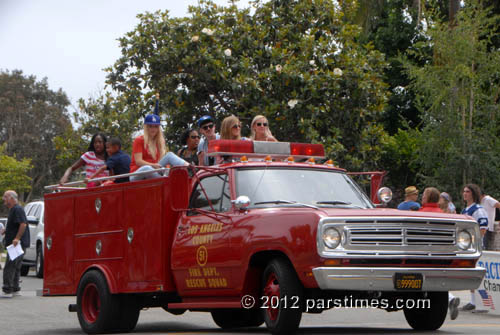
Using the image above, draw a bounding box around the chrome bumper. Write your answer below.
[312,267,486,291]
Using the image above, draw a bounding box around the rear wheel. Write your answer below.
[403,291,448,330]
[211,309,263,329]
[109,295,140,333]
[261,258,303,334]
[77,270,118,334]
[20,265,30,276]
[35,244,44,278]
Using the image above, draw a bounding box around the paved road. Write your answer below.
[0,269,499,334]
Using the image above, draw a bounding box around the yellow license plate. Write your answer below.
[394,273,423,290]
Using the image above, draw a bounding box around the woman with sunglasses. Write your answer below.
[177,128,200,165]
[130,113,188,181]
[221,115,246,140]
[250,115,277,142]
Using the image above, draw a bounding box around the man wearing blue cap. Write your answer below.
[197,115,219,166]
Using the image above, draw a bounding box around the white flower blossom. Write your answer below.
[191,35,199,42]
[309,60,316,66]
[201,28,214,36]
[112,120,120,128]
[224,48,232,57]
[333,68,343,76]
[275,64,282,73]
[288,99,299,109]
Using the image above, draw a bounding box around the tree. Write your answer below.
[54,92,137,171]
[0,70,71,201]
[402,2,500,202]
[105,0,390,171]
[0,144,32,209]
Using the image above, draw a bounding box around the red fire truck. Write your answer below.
[43,140,485,334]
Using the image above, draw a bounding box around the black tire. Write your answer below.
[261,258,303,334]
[35,244,44,278]
[77,270,119,334]
[211,309,264,329]
[403,291,448,330]
[109,295,140,333]
[20,265,30,276]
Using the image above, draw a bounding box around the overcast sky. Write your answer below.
[0,0,250,107]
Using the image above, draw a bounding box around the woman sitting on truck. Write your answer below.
[130,113,188,181]
[250,115,277,142]
[220,115,246,140]
[59,133,109,187]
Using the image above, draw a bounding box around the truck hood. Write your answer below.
[317,207,468,220]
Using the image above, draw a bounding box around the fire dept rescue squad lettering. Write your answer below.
[185,223,228,288]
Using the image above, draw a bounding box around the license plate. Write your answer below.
[394,273,423,290]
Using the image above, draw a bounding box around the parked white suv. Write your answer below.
[22,200,44,278]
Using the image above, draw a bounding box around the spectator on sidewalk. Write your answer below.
[461,184,488,311]
[397,186,421,211]
[1,190,30,298]
[439,192,456,213]
[480,190,500,251]
[419,187,460,320]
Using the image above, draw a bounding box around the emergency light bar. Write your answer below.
[207,140,325,160]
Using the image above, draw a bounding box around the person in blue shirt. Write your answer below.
[87,137,131,183]
[460,183,488,312]
[397,186,421,211]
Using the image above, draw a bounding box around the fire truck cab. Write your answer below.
[43,140,485,334]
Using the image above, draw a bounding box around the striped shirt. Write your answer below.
[81,151,109,179]
[462,203,488,230]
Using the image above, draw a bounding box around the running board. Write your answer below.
[168,301,241,309]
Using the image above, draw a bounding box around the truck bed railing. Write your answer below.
[44,167,170,191]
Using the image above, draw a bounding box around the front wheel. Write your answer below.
[403,291,448,330]
[261,258,303,334]
[35,244,44,278]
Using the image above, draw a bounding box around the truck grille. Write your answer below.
[347,226,455,246]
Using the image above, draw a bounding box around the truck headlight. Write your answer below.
[323,227,341,249]
[457,230,472,250]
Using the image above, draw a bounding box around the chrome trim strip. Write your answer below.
[312,266,486,291]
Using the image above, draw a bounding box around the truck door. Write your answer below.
[171,173,233,296]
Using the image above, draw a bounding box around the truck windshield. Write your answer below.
[236,168,374,209]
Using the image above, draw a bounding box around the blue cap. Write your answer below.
[145,114,161,125]
[197,115,214,128]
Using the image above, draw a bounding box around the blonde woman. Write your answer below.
[221,115,247,140]
[130,113,187,181]
[250,115,277,142]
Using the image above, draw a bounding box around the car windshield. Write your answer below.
[236,167,374,209]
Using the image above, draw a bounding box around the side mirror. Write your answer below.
[232,195,251,210]
[170,167,190,211]
[27,215,39,225]
[377,187,393,204]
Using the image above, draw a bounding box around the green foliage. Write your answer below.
[105,0,390,171]
[402,2,500,202]
[54,92,138,167]
[0,70,71,201]
[0,144,32,196]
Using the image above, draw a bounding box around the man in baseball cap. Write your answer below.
[397,186,421,211]
[197,115,219,166]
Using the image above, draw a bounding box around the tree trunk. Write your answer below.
[449,0,460,25]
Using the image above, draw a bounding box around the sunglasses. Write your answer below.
[190,135,200,139]
[202,123,214,131]
[232,124,241,129]
[256,122,268,127]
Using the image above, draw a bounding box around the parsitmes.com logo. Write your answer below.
[241,295,431,312]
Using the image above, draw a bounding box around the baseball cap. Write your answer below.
[144,114,161,125]
[197,115,214,128]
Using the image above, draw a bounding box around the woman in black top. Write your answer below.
[177,128,200,165]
